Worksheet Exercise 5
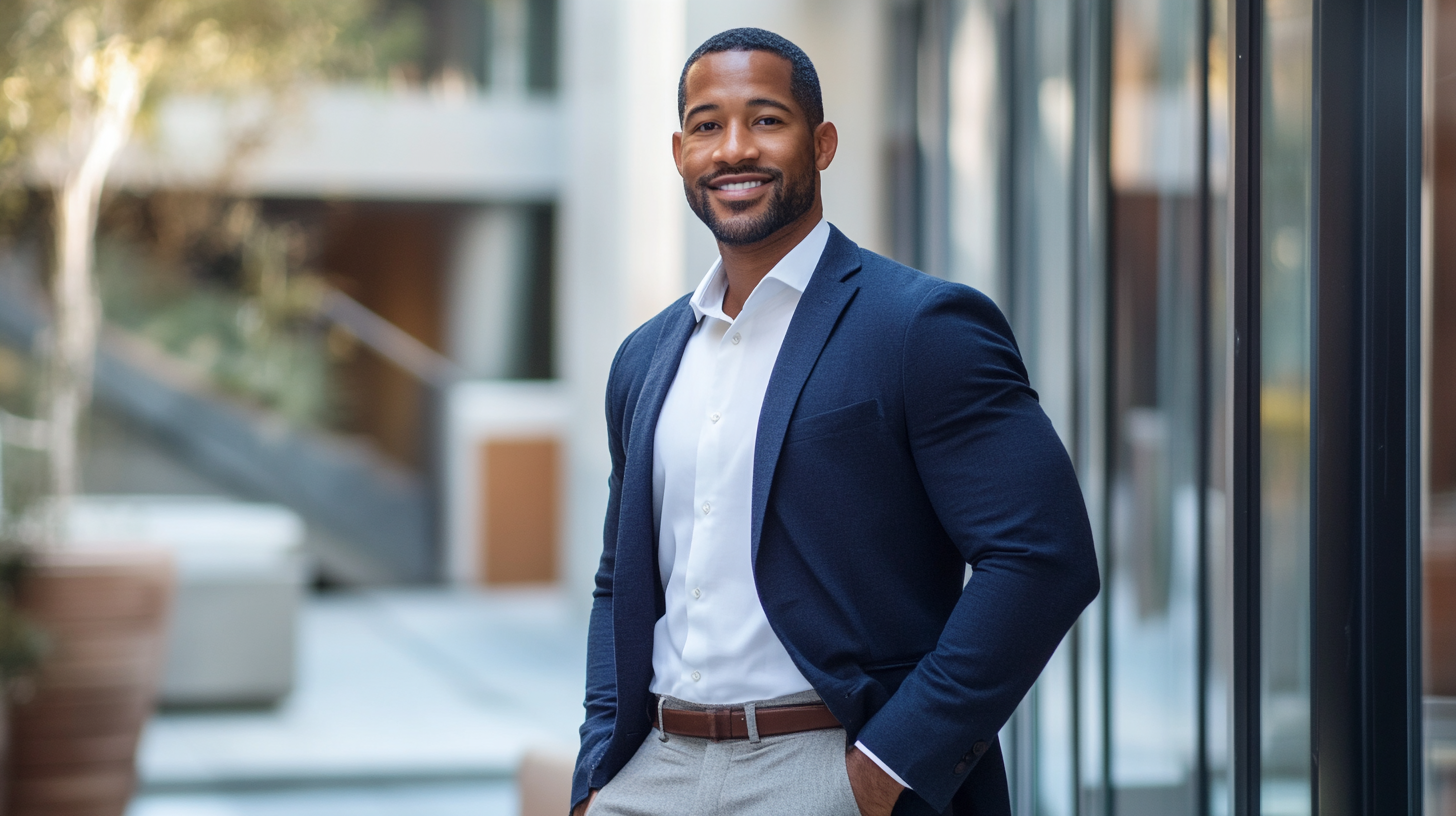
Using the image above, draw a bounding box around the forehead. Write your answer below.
[683,50,798,112]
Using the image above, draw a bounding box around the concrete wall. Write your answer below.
[95,88,561,201]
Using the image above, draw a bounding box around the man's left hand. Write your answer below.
[845,747,904,816]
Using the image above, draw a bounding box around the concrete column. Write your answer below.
[559,0,688,604]
[448,205,531,379]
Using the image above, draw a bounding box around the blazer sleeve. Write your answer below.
[570,341,633,813]
[853,282,1100,811]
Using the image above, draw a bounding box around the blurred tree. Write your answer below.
[0,0,377,536]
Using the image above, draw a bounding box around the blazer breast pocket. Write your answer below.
[784,398,884,446]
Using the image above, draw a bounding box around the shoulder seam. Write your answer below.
[899,280,957,427]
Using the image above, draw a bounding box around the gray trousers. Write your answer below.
[586,691,861,816]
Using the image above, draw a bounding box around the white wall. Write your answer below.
[448,207,533,379]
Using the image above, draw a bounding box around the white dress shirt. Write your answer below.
[647,220,910,789]
[649,219,828,704]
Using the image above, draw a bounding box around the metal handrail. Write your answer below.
[317,288,464,388]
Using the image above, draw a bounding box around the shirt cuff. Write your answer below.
[854,740,912,791]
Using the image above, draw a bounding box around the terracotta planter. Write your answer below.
[7,549,174,816]
[0,696,9,809]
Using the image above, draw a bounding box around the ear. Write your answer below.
[673,131,685,178]
[813,121,838,172]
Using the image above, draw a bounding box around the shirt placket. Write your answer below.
[680,313,747,691]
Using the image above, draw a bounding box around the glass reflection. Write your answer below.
[1105,0,1204,808]
[1006,0,1075,440]
[1205,0,1233,811]
[1424,0,1456,809]
[945,0,1005,302]
[918,0,1235,811]
[1257,0,1313,811]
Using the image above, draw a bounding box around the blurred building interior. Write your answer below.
[0,0,1447,814]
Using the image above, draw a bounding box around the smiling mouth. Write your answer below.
[716,180,766,191]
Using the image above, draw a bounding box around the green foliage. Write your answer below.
[0,544,46,684]
[0,0,389,179]
[338,1,428,83]
[95,204,336,427]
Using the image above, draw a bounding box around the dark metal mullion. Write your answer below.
[1096,0,1117,801]
[1230,0,1262,813]
[1402,0,1425,802]
[1194,0,1214,806]
[1308,0,1423,810]
[1068,0,1090,810]
[1001,0,1025,335]
[1066,0,1111,809]
[1071,0,1115,810]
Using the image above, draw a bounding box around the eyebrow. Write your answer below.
[747,98,794,114]
[684,97,796,123]
[685,102,720,121]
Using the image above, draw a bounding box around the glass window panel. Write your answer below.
[1106,0,1205,810]
[945,0,1005,302]
[1037,638,1077,816]
[1257,0,1313,811]
[1007,0,1076,438]
[1424,0,1456,809]
[1205,0,1233,810]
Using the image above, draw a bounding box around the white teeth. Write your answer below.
[719,180,765,191]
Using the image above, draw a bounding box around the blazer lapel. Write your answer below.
[617,299,697,624]
[750,227,863,562]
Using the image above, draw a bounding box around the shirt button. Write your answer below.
[710,412,721,423]
[691,671,701,682]
[731,333,741,345]
[702,502,711,515]
[692,587,702,599]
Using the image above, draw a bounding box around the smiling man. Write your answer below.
[571,28,1099,816]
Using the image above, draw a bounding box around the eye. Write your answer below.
[755,116,782,126]
[694,121,721,132]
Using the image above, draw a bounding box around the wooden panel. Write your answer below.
[320,202,454,468]
[1427,501,1456,695]
[481,438,560,585]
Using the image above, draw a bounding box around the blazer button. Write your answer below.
[953,760,970,775]
[972,741,989,756]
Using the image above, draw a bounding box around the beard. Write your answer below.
[687,163,817,246]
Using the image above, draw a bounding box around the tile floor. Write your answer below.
[127,588,586,816]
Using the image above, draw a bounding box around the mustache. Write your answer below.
[696,165,784,189]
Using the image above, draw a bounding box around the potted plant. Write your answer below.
[0,544,47,808]
[0,1,381,812]
[4,541,172,816]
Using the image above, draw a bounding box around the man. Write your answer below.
[572,28,1098,816]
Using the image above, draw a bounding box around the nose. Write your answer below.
[712,119,760,166]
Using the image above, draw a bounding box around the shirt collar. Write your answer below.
[688,219,831,322]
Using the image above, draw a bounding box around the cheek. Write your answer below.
[679,146,715,180]
[765,140,816,177]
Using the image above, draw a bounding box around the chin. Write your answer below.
[716,198,765,216]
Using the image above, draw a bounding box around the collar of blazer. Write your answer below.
[621,224,865,570]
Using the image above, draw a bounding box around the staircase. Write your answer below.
[0,252,436,583]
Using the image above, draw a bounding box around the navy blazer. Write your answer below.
[573,226,1099,816]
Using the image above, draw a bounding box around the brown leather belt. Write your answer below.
[651,702,841,742]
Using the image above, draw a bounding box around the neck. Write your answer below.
[718,200,823,319]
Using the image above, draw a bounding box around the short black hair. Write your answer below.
[677,28,824,129]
